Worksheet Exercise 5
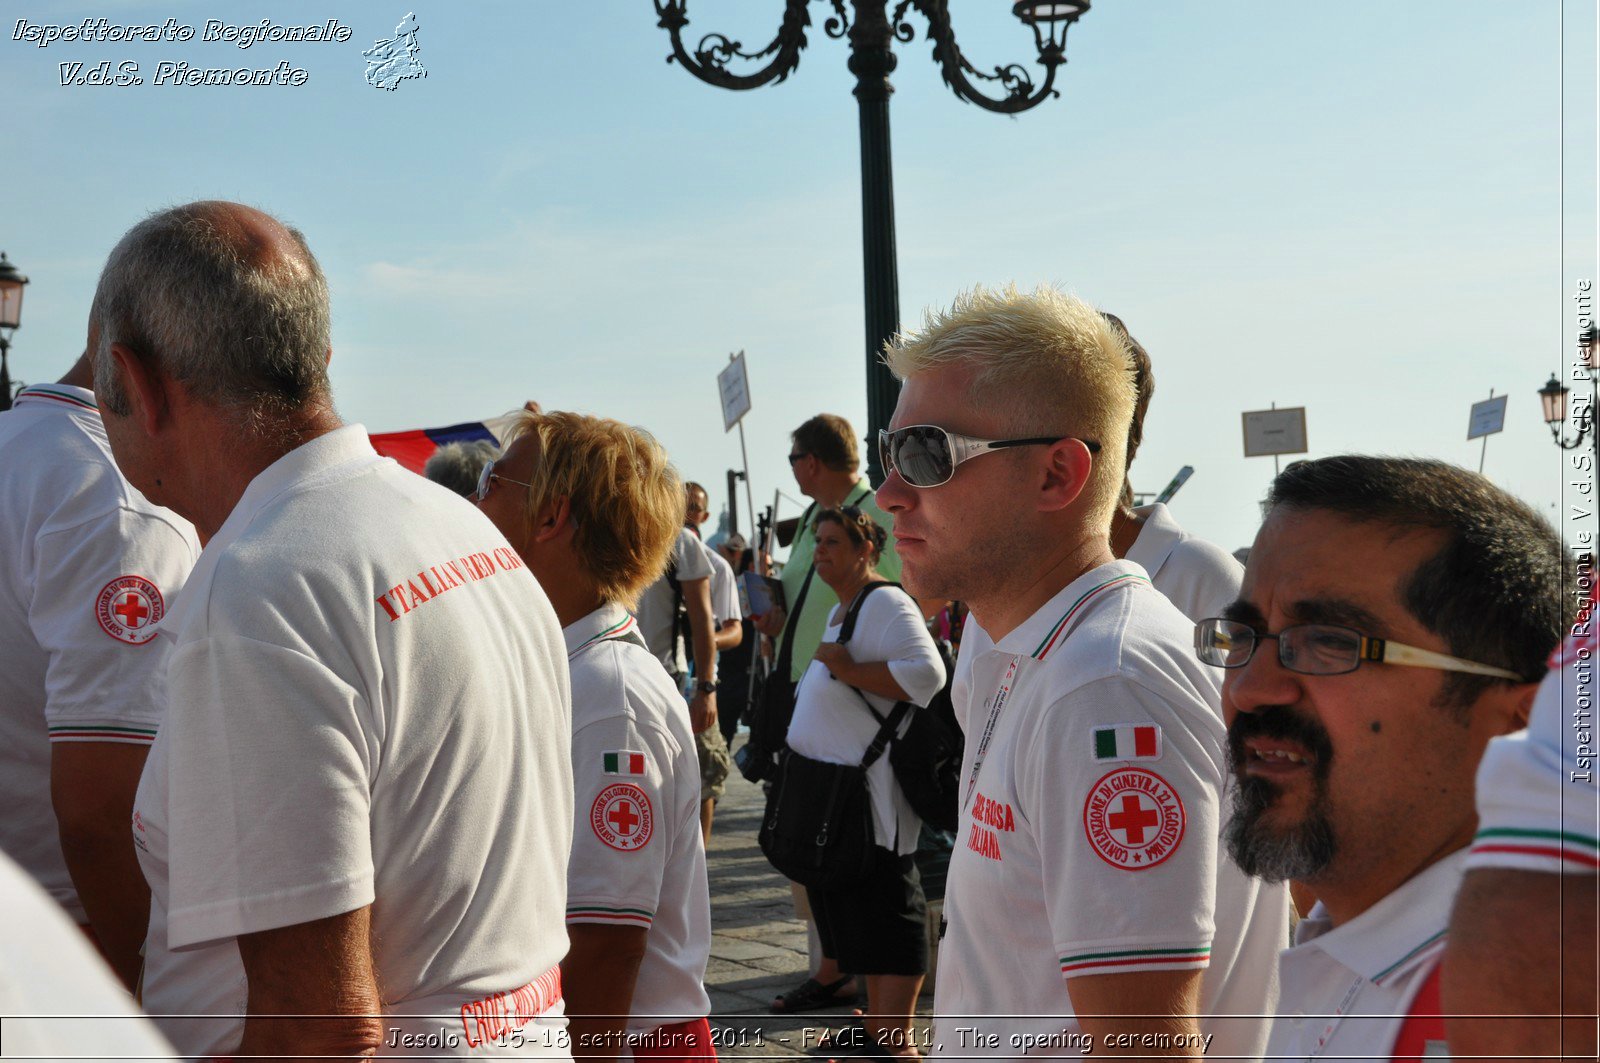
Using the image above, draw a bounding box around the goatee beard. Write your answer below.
[1224,773,1337,882]
[1223,707,1338,882]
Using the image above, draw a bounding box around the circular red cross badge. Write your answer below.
[95,575,164,646]
[1082,767,1186,871]
[591,782,654,852]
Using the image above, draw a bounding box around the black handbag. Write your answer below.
[759,704,909,890]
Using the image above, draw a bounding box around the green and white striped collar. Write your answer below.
[563,601,646,659]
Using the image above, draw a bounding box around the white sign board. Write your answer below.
[1467,394,1508,441]
[718,351,751,432]
[1241,407,1308,458]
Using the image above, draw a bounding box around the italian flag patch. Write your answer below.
[603,750,648,776]
[1093,724,1161,762]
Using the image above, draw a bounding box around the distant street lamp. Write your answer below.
[0,252,30,413]
[657,0,1091,480]
[1540,326,1598,451]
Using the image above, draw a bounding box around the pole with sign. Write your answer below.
[1466,390,1507,475]
[717,351,759,547]
[1241,403,1309,478]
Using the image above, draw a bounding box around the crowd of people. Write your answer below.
[0,198,1592,1062]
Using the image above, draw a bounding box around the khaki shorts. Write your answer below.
[696,724,732,803]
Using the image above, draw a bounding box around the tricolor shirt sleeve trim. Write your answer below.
[47,723,158,745]
[565,903,654,929]
[1468,827,1600,872]
[1058,944,1211,979]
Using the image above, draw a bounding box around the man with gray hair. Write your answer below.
[425,439,501,498]
[93,201,575,1058]
[876,285,1285,1059]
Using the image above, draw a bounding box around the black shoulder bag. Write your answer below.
[758,583,910,889]
[836,583,965,833]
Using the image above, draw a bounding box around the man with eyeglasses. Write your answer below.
[876,285,1286,1059]
[96,202,575,1058]
[1200,455,1564,1060]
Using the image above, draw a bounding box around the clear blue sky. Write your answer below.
[5,0,1595,555]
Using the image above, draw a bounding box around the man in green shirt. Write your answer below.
[756,413,901,682]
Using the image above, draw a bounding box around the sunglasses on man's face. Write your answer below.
[877,425,1101,489]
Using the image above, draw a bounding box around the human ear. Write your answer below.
[1037,438,1095,514]
[111,342,167,436]
[1505,681,1538,732]
[531,494,572,544]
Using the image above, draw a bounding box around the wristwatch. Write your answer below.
[695,679,719,693]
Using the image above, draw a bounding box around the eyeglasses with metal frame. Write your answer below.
[475,460,535,503]
[1193,617,1523,679]
[877,425,1101,489]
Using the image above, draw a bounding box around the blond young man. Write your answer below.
[476,412,715,1063]
[876,285,1285,1059]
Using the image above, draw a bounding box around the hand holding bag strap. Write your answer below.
[772,501,820,676]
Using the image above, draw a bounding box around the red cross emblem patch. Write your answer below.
[591,782,654,852]
[1082,767,1186,871]
[95,575,164,646]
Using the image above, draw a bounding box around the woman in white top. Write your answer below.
[785,506,946,1060]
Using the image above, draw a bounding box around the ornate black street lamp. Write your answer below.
[0,253,30,413]
[1540,327,1599,451]
[657,0,1090,479]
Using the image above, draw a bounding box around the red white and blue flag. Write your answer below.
[368,410,523,474]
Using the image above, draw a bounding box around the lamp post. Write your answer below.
[656,0,1090,480]
[1540,327,1599,451]
[0,253,30,413]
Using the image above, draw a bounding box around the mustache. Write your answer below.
[1226,706,1335,773]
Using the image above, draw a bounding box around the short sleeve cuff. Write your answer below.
[1057,940,1212,980]
[1466,828,1600,874]
[47,719,158,744]
[565,902,655,929]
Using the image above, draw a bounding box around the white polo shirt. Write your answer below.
[1124,503,1243,623]
[563,603,712,1038]
[635,528,714,675]
[133,426,574,1059]
[1268,851,1463,1061]
[705,540,743,627]
[934,560,1284,1059]
[0,383,199,922]
[1468,623,1600,874]
[0,847,178,1059]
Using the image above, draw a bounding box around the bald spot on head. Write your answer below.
[186,200,315,280]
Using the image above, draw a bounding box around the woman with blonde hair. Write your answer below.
[476,410,715,1062]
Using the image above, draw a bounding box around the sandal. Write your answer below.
[769,974,859,1013]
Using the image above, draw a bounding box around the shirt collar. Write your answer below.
[1292,849,1468,987]
[12,383,98,413]
[987,558,1152,661]
[564,601,647,658]
[1125,503,1182,578]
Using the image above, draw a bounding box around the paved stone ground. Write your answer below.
[702,744,935,1059]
